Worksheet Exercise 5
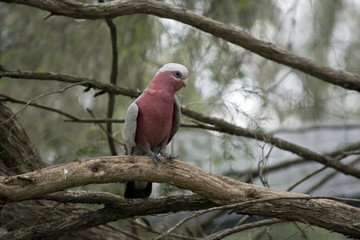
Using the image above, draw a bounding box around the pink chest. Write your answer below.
[135,90,174,148]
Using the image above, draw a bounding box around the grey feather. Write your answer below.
[124,101,139,155]
[168,95,181,143]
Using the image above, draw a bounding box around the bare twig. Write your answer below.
[64,118,124,123]
[0,93,82,121]
[0,82,84,124]
[205,218,282,240]
[86,108,124,146]
[31,202,62,229]
[287,146,360,192]
[272,123,360,134]
[305,157,360,194]
[151,211,203,240]
[257,143,273,187]
[129,219,202,240]
[287,165,327,192]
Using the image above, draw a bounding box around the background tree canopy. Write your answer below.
[1,0,360,239]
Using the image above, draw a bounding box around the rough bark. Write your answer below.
[0,155,359,238]
[1,0,360,92]
[0,103,43,176]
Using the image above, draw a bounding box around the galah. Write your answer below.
[124,63,188,198]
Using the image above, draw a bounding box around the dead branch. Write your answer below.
[0,156,359,238]
[1,0,360,91]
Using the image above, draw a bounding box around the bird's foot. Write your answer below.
[159,150,178,159]
[147,151,160,164]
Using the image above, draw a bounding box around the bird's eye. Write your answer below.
[173,71,182,78]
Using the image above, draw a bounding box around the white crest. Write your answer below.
[156,63,188,77]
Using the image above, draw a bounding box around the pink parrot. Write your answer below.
[124,63,188,198]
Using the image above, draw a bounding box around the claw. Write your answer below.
[147,151,160,164]
[159,150,178,159]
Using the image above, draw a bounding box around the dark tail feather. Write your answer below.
[124,181,152,199]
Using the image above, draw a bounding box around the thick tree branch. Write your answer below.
[2,194,216,240]
[2,0,360,91]
[1,69,359,178]
[0,156,359,238]
[39,190,214,208]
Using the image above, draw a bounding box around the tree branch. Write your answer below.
[39,190,212,207]
[181,107,360,178]
[0,156,359,238]
[0,93,85,122]
[205,218,282,240]
[1,194,215,240]
[226,141,360,182]
[102,10,119,156]
[0,68,140,97]
[1,68,359,178]
[2,0,360,92]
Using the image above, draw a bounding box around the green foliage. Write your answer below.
[220,135,235,163]
[73,144,101,158]
[204,0,279,29]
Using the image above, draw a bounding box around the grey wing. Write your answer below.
[124,101,139,155]
[168,95,181,144]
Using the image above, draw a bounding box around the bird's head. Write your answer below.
[151,63,188,92]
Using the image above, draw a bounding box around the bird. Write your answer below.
[123,63,188,198]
